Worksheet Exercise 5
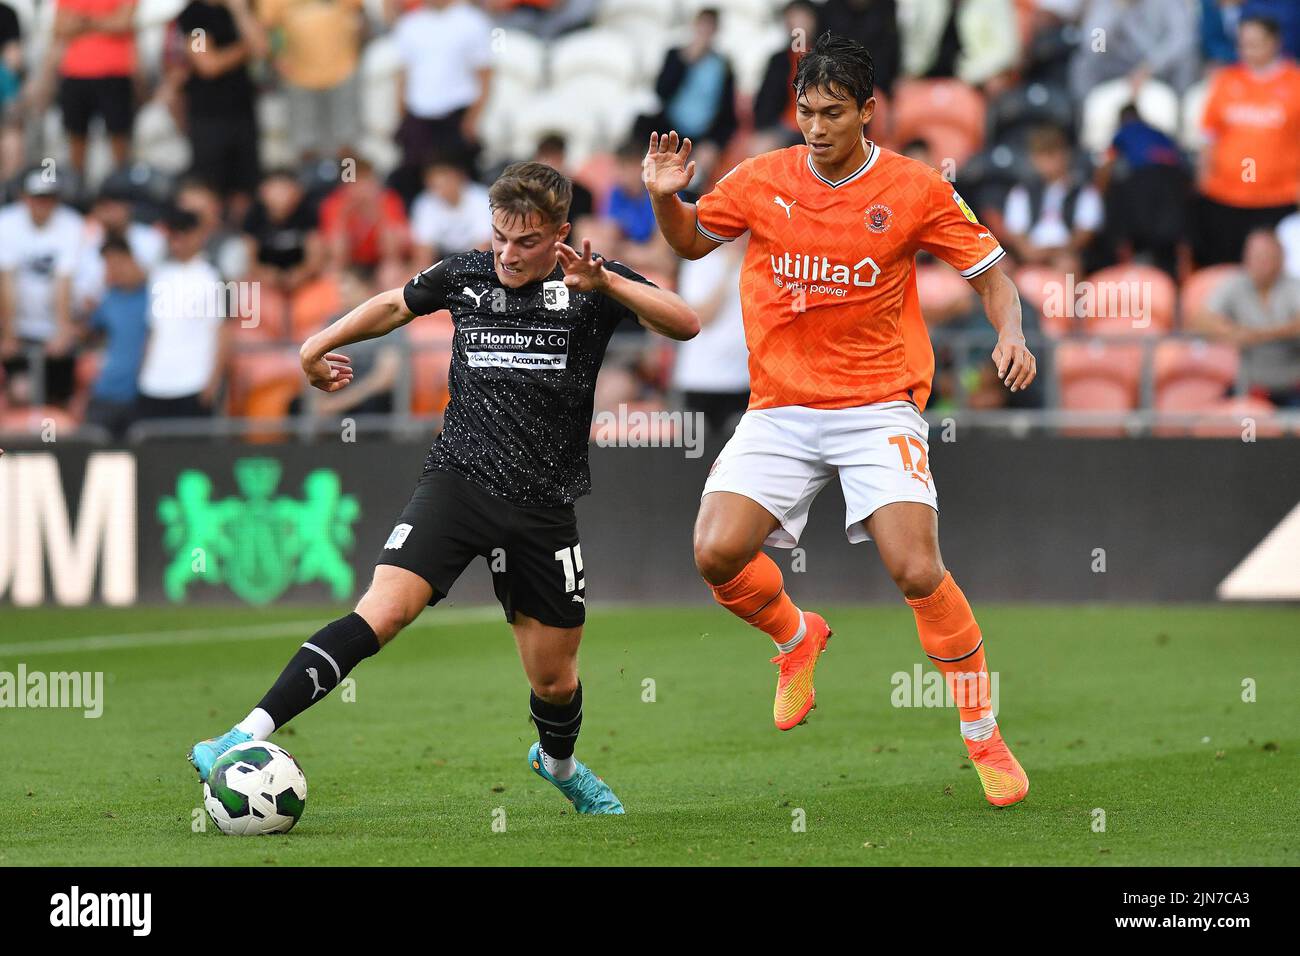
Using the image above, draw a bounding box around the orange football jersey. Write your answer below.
[695,142,1005,411]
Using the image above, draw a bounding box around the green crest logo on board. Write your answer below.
[158,458,360,605]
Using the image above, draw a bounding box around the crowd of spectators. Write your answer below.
[0,0,1298,442]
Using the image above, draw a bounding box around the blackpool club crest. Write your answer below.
[865,203,893,233]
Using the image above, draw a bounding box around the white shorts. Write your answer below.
[702,402,938,548]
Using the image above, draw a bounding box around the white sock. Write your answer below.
[235,708,276,740]
[960,714,997,742]
[541,748,576,781]
[774,612,807,654]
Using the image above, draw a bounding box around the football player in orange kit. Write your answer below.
[645,32,1036,807]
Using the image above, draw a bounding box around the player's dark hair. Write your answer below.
[489,161,572,228]
[793,31,875,107]
[100,235,133,256]
[1241,14,1281,38]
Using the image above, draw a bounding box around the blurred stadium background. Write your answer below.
[0,0,1297,608]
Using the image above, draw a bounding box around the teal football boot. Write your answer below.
[528,742,624,814]
[188,727,253,781]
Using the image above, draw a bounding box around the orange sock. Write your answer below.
[709,552,803,646]
[906,572,992,722]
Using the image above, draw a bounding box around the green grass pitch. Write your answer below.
[1,603,1296,866]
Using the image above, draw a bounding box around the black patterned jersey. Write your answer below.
[402,250,652,506]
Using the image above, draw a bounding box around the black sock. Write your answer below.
[256,613,380,729]
[530,682,583,759]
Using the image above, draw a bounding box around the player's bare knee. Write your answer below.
[532,674,579,704]
[693,533,749,585]
[355,597,417,645]
[891,560,946,600]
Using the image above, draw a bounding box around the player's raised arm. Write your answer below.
[557,239,700,341]
[644,131,724,261]
[968,265,1037,393]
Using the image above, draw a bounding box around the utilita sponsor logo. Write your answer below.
[770,252,880,294]
[49,886,151,936]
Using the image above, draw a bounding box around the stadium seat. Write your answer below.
[0,405,81,436]
[551,29,639,88]
[1013,265,1074,337]
[1080,77,1179,155]
[290,275,342,344]
[1152,339,1239,433]
[511,88,604,164]
[490,28,548,90]
[1189,396,1284,438]
[892,79,986,167]
[1179,264,1239,326]
[1055,338,1144,435]
[716,22,787,97]
[1079,264,1177,333]
[408,310,454,416]
[916,262,976,321]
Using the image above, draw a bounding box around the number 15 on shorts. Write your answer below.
[554,544,585,593]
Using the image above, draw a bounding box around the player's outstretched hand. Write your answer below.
[556,239,609,292]
[643,130,696,197]
[992,335,1037,393]
[303,351,354,392]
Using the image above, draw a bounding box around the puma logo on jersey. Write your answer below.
[977,231,992,240]
[774,196,797,218]
[463,287,487,307]
[571,594,585,604]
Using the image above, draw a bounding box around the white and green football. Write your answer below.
[203,740,307,836]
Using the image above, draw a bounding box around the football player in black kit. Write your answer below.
[189,162,701,814]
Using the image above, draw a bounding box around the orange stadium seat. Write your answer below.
[891,79,985,166]
[1154,339,1238,410]
[226,350,303,442]
[1179,264,1239,326]
[1013,265,1074,337]
[1152,339,1239,434]
[1189,396,1284,438]
[1055,338,1144,435]
[291,274,342,343]
[408,309,454,416]
[916,262,976,321]
[1080,264,1176,333]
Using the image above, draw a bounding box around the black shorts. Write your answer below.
[376,469,586,629]
[59,76,135,136]
[187,113,262,197]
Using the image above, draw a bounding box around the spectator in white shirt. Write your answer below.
[74,178,167,317]
[135,208,230,420]
[673,236,750,439]
[0,168,84,406]
[392,0,493,189]
[1002,126,1104,273]
[410,153,491,263]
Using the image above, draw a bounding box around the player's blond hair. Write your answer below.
[488,162,573,228]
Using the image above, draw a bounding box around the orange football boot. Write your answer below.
[964,727,1029,807]
[769,612,832,730]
